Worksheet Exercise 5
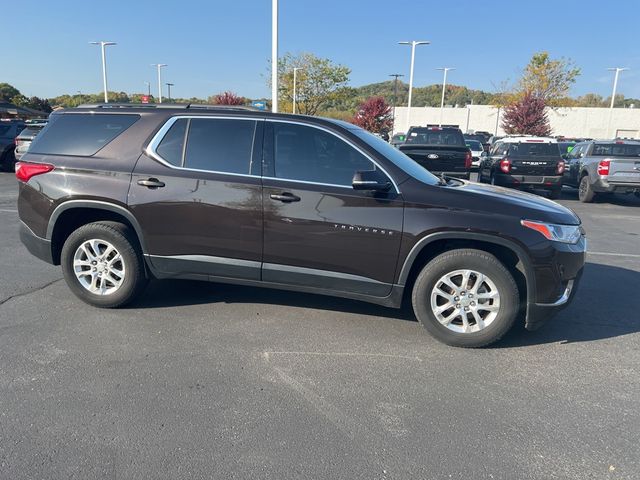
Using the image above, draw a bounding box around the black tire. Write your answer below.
[548,186,562,200]
[411,249,520,348]
[61,221,148,308]
[490,172,498,186]
[0,149,15,172]
[578,174,596,203]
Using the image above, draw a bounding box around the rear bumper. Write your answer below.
[593,177,640,193]
[20,221,54,264]
[495,173,562,188]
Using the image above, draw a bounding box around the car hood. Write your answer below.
[402,177,581,225]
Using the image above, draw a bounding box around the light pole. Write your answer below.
[292,67,304,114]
[399,40,430,132]
[89,41,116,103]
[272,0,278,112]
[151,64,167,103]
[144,81,151,97]
[607,67,629,138]
[166,83,174,102]
[436,67,455,126]
[389,73,404,135]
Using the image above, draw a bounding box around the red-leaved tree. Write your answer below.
[501,92,551,136]
[351,96,393,134]
[211,91,246,105]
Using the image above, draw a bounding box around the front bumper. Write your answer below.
[524,235,586,331]
[20,221,54,264]
[495,173,562,189]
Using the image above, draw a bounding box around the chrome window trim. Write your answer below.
[145,115,263,178]
[145,115,400,193]
[267,118,399,193]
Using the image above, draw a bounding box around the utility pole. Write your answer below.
[399,40,430,132]
[293,67,304,114]
[151,64,167,103]
[607,67,629,138]
[436,67,455,126]
[166,83,174,102]
[389,73,404,135]
[144,82,151,97]
[89,41,116,103]
[271,0,278,113]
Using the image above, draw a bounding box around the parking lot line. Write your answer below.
[0,209,17,213]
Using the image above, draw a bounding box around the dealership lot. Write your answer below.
[0,172,639,479]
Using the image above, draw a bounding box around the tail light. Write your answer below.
[464,150,472,169]
[15,162,55,182]
[14,136,19,145]
[556,161,565,174]
[597,159,610,176]
[500,158,511,173]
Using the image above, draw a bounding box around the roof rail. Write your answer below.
[76,103,261,111]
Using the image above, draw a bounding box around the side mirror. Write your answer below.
[352,170,391,192]
[480,151,489,158]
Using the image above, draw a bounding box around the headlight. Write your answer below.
[521,220,582,244]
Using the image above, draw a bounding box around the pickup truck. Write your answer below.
[399,126,472,180]
[563,139,640,203]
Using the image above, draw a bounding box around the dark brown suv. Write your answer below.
[16,104,586,347]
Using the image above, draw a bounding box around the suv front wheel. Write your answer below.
[412,249,520,348]
[61,221,148,308]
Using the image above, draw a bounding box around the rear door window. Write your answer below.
[183,118,256,174]
[156,118,188,167]
[29,114,139,156]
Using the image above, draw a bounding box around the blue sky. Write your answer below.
[3,0,639,100]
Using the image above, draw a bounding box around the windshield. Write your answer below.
[349,127,440,186]
[465,140,482,150]
[591,143,640,158]
[405,128,465,146]
[508,142,560,156]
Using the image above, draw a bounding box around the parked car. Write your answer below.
[464,133,491,152]
[14,121,47,161]
[478,136,565,199]
[0,119,25,171]
[464,139,484,168]
[16,104,585,348]
[390,133,406,147]
[399,125,472,179]
[563,139,640,202]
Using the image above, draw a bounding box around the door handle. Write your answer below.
[137,178,165,188]
[270,192,301,203]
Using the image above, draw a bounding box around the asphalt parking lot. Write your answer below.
[1,171,639,479]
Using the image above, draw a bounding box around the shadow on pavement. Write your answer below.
[499,262,640,347]
[131,262,640,346]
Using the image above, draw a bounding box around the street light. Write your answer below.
[389,73,404,134]
[399,40,430,132]
[89,41,116,103]
[272,0,278,112]
[607,67,629,138]
[151,64,167,103]
[436,67,455,126]
[292,67,304,114]
[166,83,174,102]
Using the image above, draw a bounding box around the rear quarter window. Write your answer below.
[28,114,139,156]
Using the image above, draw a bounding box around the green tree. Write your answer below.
[272,52,351,115]
[0,83,21,103]
[518,52,580,106]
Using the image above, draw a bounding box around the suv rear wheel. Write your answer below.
[578,174,596,203]
[411,249,519,348]
[61,221,148,308]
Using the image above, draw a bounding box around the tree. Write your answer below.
[0,83,21,103]
[518,52,580,106]
[351,96,393,134]
[501,92,551,136]
[210,91,246,105]
[272,52,351,115]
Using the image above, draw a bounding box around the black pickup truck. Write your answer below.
[399,126,472,179]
